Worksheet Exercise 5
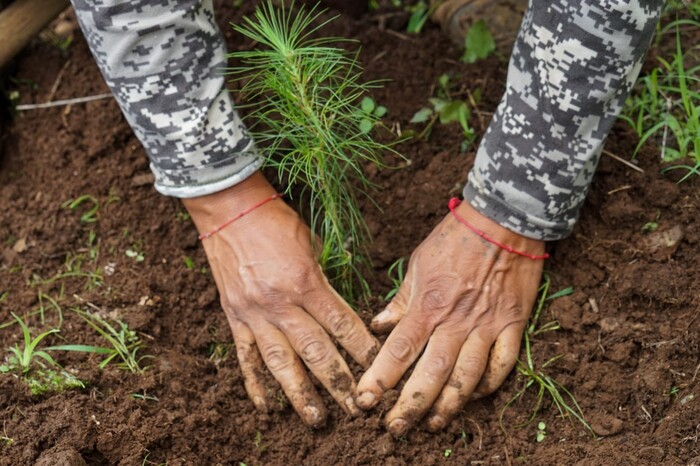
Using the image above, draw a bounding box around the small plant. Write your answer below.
[620,20,700,181]
[254,430,269,452]
[62,194,100,223]
[229,1,395,299]
[443,448,452,458]
[500,275,593,435]
[410,74,477,151]
[0,313,85,395]
[49,308,151,373]
[125,248,145,263]
[358,97,388,134]
[384,257,406,301]
[461,20,496,64]
[536,421,547,442]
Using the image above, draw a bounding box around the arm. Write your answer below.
[71,0,379,426]
[356,0,664,436]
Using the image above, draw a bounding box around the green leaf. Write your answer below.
[438,101,470,125]
[462,20,496,64]
[374,105,388,118]
[359,119,374,134]
[410,108,434,123]
[360,97,375,114]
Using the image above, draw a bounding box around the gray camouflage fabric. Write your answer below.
[71,0,261,198]
[464,0,663,240]
[71,0,662,240]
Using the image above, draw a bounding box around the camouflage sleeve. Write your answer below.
[71,0,261,198]
[464,0,664,241]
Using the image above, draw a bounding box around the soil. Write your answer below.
[1,1,699,465]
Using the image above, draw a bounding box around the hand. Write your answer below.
[355,201,545,436]
[184,172,380,427]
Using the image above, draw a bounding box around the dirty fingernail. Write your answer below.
[303,405,326,428]
[388,418,408,437]
[426,415,446,432]
[345,396,360,416]
[253,396,268,412]
[356,391,377,410]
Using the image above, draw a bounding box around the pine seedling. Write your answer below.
[228,1,392,300]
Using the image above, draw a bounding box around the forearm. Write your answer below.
[466,0,663,241]
[71,0,261,197]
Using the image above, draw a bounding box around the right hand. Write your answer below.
[183,172,380,427]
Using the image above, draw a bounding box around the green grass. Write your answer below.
[620,14,700,181]
[499,275,593,436]
[49,308,151,373]
[228,1,395,300]
[0,313,85,396]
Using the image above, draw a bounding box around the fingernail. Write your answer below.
[426,415,446,432]
[356,391,377,410]
[345,396,360,417]
[253,396,268,412]
[303,405,325,428]
[388,418,408,437]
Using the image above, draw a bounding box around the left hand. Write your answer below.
[355,200,545,436]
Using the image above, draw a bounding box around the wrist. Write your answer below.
[182,171,277,234]
[452,200,546,257]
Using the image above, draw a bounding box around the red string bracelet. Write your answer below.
[448,198,549,260]
[198,193,282,241]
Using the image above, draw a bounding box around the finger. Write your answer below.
[303,276,380,368]
[384,324,466,436]
[356,312,433,411]
[279,308,361,416]
[252,320,327,428]
[228,318,269,412]
[371,280,411,334]
[424,329,493,432]
[471,323,523,400]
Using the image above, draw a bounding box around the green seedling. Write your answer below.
[620,20,700,181]
[229,1,395,300]
[443,448,452,458]
[0,313,85,395]
[358,97,388,134]
[62,194,100,223]
[32,252,103,290]
[384,257,406,301]
[462,20,496,64]
[254,430,269,452]
[411,96,475,151]
[49,308,151,373]
[183,256,196,270]
[500,275,593,435]
[131,392,159,402]
[125,248,145,263]
[536,421,547,442]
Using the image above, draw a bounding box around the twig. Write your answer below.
[602,149,645,173]
[47,59,71,103]
[607,185,633,195]
[16,93,113,111]
[384,29,412,41]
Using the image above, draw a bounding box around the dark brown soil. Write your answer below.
[1,2,699,465]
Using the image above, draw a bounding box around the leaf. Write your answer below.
[462,20,496,64]
[360,97,375,114]
[438,101,470,125]
[359,119,374,134]
[374,106,388,118]
[410,108,434,123]
[428,97,447,113]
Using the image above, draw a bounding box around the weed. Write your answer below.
[49,308,151,373]
[0,313,85,395]
[358,97,388,134]
[461,20,496,63]
[62,194,100,223]
[499,275,593,436]
[443,448,452,458]
[208,342,233,367]
[229,1,394,300]
[410,74,476,151]
[535,421,547,442]
[183,256,196,271]
[33,252,104,290]
[131,392,159,402]
[254,430,269,452]
[384,257,406,301]
[125,248,145,263]
[620,19,700,181]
